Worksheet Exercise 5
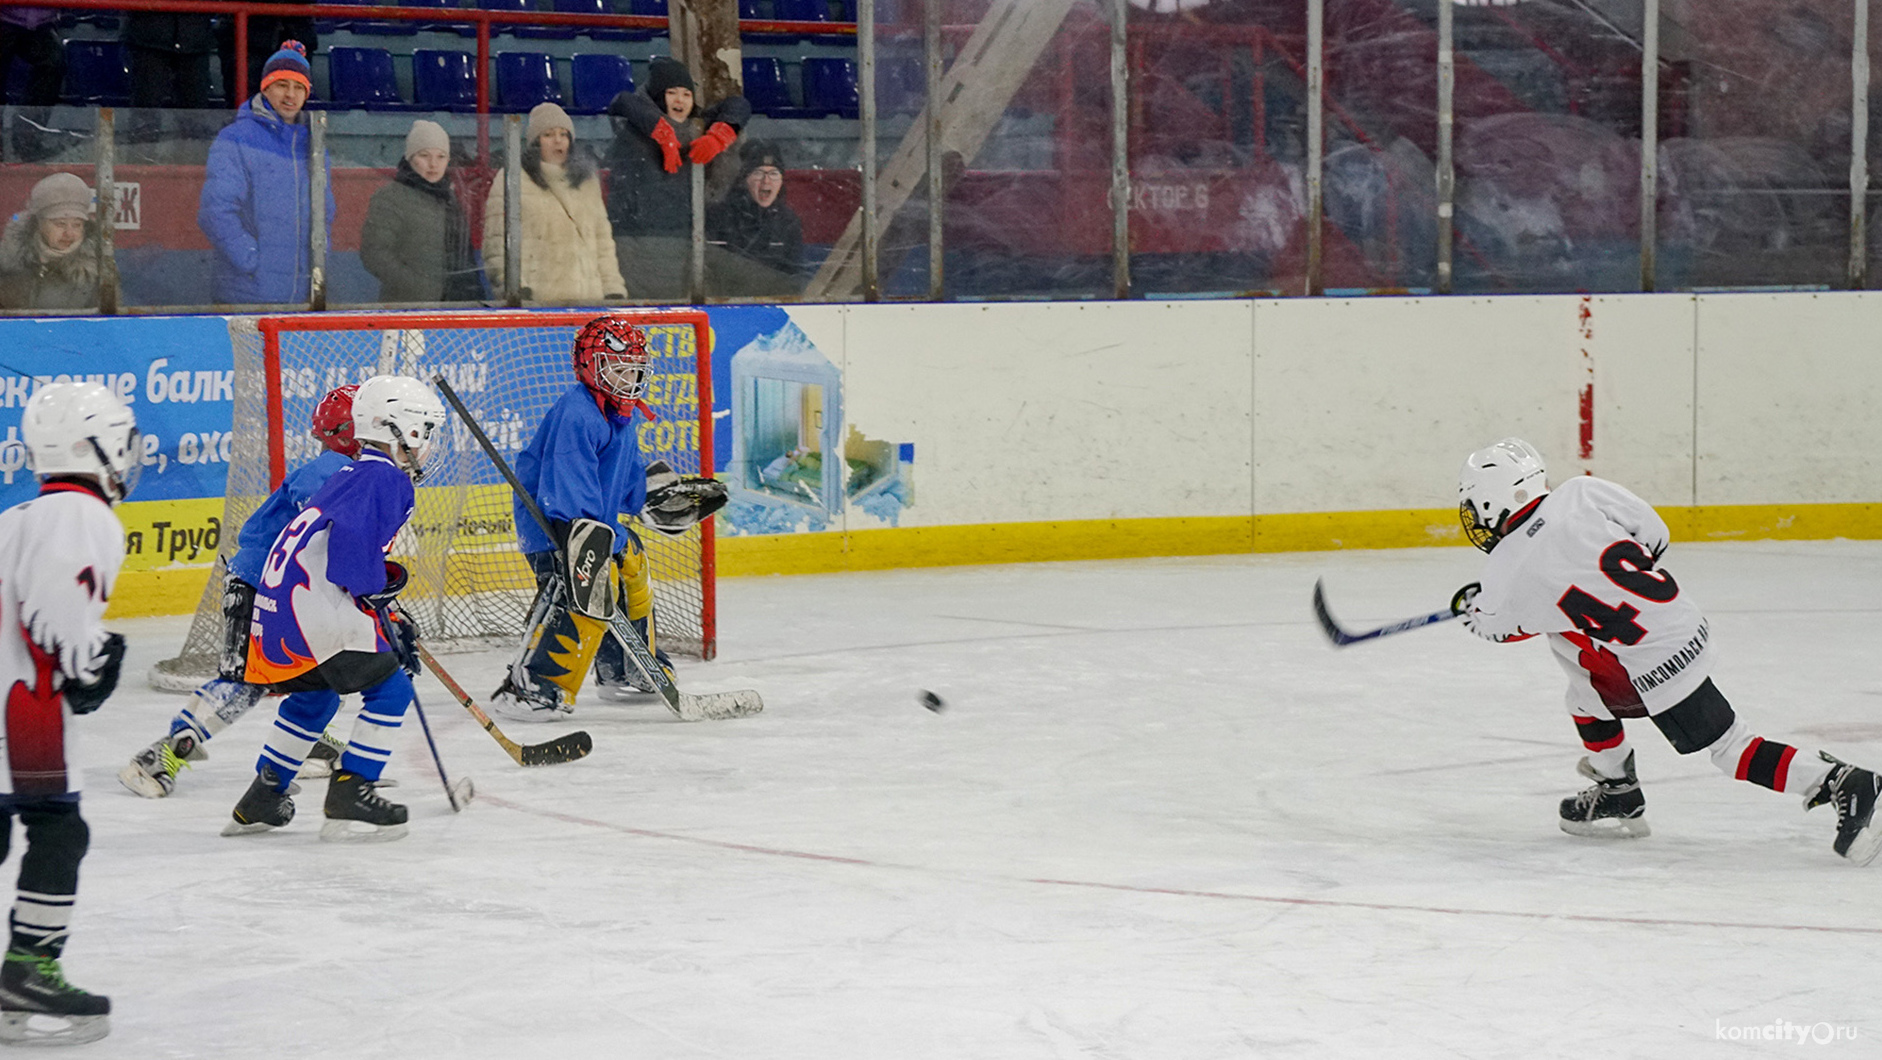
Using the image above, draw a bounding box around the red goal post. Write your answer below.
[150,309,717,692]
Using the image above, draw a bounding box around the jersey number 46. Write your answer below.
[1554,540,1679,646]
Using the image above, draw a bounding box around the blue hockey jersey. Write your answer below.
[513,384,648,556]
[227,449,352,585]
[246,449,413,686]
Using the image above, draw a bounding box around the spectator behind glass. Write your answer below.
[604,56,751,301]
[0,8,66,162]
[0,173,100,310]
[361,120,484,304]
[706,140,804,298]
[124,10,216,112]
[196,42,335,306]
[483,103,626,305]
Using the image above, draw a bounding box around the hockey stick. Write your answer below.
[415,644,593,767]
[1311,578,1460,647]
[431,374,764,723]
[409,689,474,811]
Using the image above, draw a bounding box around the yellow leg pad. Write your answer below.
[538,611,610,704]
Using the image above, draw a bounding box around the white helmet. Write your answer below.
[351,375,445,480]
[1458,437,1548,553]
[21,382,141,503]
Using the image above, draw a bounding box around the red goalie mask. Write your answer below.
[310,384,361,458]
[572,316,654,420]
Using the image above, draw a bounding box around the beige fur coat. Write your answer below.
[483,157,627,304]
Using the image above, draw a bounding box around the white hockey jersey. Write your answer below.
[0,483,124,797]
[1470,475,1711,717]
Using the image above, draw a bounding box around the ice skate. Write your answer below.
[1804,753,1882,866]
[0,950,109,1045]
[1559,752,1650,839]
[221,767,295,836]
[487,676,573,723]
[298,731,346,780]
[116,732,198,799]
[593,648,675,703]
[320,771,408,842]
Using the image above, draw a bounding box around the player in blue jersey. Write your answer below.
[223,375,443,842]
[119,385,360,798]
[488,315,725,722]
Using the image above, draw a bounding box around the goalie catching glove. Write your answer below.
[641,461,727,537]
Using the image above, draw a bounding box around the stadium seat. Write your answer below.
[61,40,131,108]
[741,56,798,118]
[495,51,562,111]
[774,0,831,23]
[622,0,667,40]
[801,56,858,119]
[570,53,634,114]
[405,0,476,36]
[548,0,627,41]
[413,49,480,112]
[481,0,549,36]
[327,47,408,110]
[329,0,419,36]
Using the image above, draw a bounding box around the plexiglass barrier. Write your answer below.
[1,0,1876,314]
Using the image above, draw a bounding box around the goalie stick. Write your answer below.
[1311,578,1460,647]
[416,644,593,767]
[430,374,764,722]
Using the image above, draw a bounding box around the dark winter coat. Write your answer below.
[196,94,335,305]
[360,160,483,303]
[123,12,215,54]
[0,215,99,310]
[604,87,751,238]
[707,188,803,278]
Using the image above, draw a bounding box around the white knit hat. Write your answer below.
[525,102,574,144]
[28,173,92,222]
[404,119,450,161]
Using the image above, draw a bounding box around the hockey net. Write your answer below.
[149,310,717,692]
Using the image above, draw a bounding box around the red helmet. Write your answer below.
[572,316,654,420]
[310,384,361,458]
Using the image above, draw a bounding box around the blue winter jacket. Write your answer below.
[514,384,648,557]
[197,95,335,305]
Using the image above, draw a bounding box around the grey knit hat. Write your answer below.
[405,119,450,161]
[28,173,92,222]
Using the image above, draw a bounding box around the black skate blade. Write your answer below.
[0,1011,109,1045]
[518,731,593,767]
[318,819,409,843]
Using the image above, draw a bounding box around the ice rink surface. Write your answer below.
[64,542,1882,1058]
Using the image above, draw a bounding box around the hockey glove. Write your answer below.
[386,606,422,677]
[361,560,408,611]
[64,632,125,714]
[650,121,683,174]
[643,460,729,537]
[688,122,737,165]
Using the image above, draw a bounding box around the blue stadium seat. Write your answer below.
[327,47,408,110]
[481,0,546,36]
[404,0,476,36]
[774,0,831,23]
[550,0,627,41]
[801,56,857,119]
[413,49,479,112]
[61,40,131,107]
[570,53,633,114]
[330,0,419,36]
[620,0,666,40]
[494,51,562,111]
[741,56,797,118]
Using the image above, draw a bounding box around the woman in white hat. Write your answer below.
[0,173,100,310]
[483,102,626,305]
[361,119,484,303]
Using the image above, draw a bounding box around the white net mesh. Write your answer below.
[150,311,714,692]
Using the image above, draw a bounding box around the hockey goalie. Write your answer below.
[488,315,727,722]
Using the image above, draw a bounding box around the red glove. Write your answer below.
[649,120,682,174]
[688,122,737,165]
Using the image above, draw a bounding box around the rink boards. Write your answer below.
[0,294,1876,616]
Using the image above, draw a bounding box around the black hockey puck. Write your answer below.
[918,690,946,713]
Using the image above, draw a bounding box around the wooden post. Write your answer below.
[924,0,944,299]
[1639,0,1658,293]
[95,107,118,314]
[673,0,743,106]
